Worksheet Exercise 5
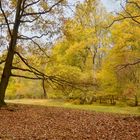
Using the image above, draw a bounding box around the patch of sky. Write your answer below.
[67,0,125,14]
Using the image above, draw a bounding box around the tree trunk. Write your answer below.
[0,0,22,106]
[42,79,48,99]
[134,95,138,106]
[0,49,15,106]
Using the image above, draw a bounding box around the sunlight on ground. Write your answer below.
[6,99,140,115]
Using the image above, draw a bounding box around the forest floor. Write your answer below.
[0,104,140,140]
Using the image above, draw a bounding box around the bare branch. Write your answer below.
[0,1,12,36]
[126,0,140,9]
[24,0,40,9]
[120,3,140,24]
[31,40,50,58]
[0,22,14,28]
[106,1,140,28]
[13,52,96,92]
[117,59,140,71]
[14,52,76,87]
[11,74,42,80]
[106,15,140,28]
[22,0,64,17]
[12,66,35,73]
[12,66,45,79]
[18,33,49,40]
[18,34,50,58]
[14,51,50,78]
[12,54,73,88]
[20,0,27,17]
[20,14,41,23]
[0,60,6,65]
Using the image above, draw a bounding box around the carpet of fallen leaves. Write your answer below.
[0,104,140,140]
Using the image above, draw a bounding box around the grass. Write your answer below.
[6,99,140,115]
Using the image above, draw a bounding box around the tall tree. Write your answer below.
[0,0,65,106]
[73,0,111,80]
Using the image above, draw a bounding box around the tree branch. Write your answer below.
[18,34,51,58]
[20,0,27,18]
[24,0,40,9]
[0,1,12,36]
[0,22,14,28]
[106,15,140,28]
[0,59,6,65]
[12,66,35,73]
[117,59,140,71]
[11,66,45,79]
[120,3,140,25]
[106,1,140,28]
[14,51,51,79]
[18,33,49,40]
[126,0,140,9]
[20,14,41,23]
[22,0,64,17]
[11,74,42,80]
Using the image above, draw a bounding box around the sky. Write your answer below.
[68,0,123,12]
[100,0,123,12]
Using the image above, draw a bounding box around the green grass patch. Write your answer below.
[6,99,140,115]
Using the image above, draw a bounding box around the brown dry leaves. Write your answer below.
[0,104,140,140]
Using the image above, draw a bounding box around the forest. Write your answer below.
[0,0,139,106]
[0,0,140,139]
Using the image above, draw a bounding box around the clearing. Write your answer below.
[7,99,140,115]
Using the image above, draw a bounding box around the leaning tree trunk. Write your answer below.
[0,48,15,106]
[0,0,22,106]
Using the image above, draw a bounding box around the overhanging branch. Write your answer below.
[11,74,42,80]
[12,66,44,79]
[14,51,53,81]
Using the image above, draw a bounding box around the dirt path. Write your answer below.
[0,104,140,140]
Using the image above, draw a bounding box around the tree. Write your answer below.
[44,0,110,103]
[0,0,66,106]
[74,0,111,78]
[99,12,140,105]
[108,0,140,27]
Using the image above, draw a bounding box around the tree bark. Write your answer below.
[42,79,47,99]
[134,95,138,106]
[0,0,22,106]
